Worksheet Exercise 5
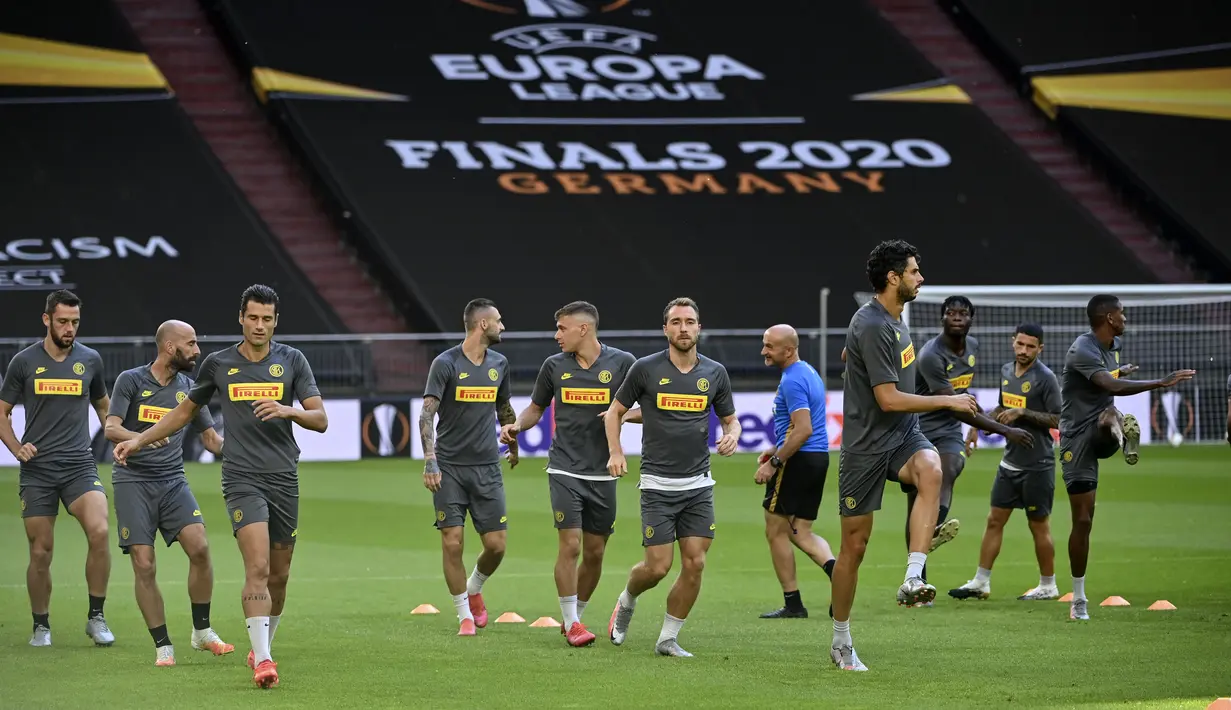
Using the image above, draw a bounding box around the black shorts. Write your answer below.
[763,451,829,521]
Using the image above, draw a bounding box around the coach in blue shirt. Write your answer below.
[755,324,837,619]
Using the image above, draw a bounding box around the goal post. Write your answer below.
[852,284,1231,445]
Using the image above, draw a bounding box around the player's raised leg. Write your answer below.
[68,487,114,646]
[23,512,56,647]
[176,522,233,655]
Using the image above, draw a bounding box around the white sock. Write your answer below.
[975,567,992,584]
[1040,575,1056,588]
[905,552,927,581]
[245,616,271,664]
[657,613,684,645]
[576,599,588,621]
[618,588,638,610]
[452,592,474,622]
[560,595,579,628]
[1072,576,1086,601]
[268,615,281,646]
[832,619,852,648]
[466,567,490,596]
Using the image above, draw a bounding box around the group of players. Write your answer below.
[0,238,1218,684]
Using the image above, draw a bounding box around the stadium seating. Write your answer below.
[943,0,1231,281]
[204,0,1157,335]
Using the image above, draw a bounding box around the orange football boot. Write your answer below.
[565,622,596,647]
[253,659,279,688]
[458,618,477,636]
[468,593,489,628]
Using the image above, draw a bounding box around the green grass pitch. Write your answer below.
[1,447,1229,709]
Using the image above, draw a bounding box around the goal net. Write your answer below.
[855,285,1231,445]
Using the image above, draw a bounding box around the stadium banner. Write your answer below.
[0,391,1152,468]
[214,0,1154,332]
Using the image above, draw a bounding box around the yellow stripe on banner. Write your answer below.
[1032,67,1231,121]
[251,67,408,104]
[0,32,168,89]
[852,83,972,104]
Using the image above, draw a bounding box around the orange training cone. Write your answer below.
[1058,592,1073,602]
[530,616,562,628]
[1205,699,1231,709]
[1100,596,1130,607]
[411,604,440,615]
[1147,600,1177,611]
[495,612,526,623]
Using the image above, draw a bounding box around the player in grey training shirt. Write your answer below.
[114,285,328,689]
[1058,294,1193,622]
[103,320,233,666]
[420,298,518,637]
[830,241,978,673]
[500,301,636,648]
[1224,373,1230,447]
[950,323,1063,603]
[0,290,116,648]
[603,298,741,658]
[910,296,1031,580]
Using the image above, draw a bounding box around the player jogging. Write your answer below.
[500,301,636,647]
[0,289,116,647]
[115,285,328,688]
[754,324,836,620]
[909,296,1033,588]
[831,241,978,672]
[604,297,741,657]
[421,298,518,637]
[1059,294,1193,621]
[950,323,1062,602]
[104,320,234,666]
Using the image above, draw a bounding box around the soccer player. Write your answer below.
[909,297,1033,582]
[114,285,328,688]
[831,241,978,672]
[949,323,1062,601]
[499,301,636,646]
[420,298,518,637]
[0,289,116,647]
[1059,294,1193,621]
[1225,373,1230,446]
[104,320,234,666]
[604,297,741,657]
[753,324,836,620]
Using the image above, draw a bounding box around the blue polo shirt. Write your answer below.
[772,361,829,452]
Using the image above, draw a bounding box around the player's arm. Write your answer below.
[1008,375,1061,431]
[775,378,812,463]
[0,360,32,460]
[190,402,224,455]
[862,326,975,415]
[495,364,517,462]
[621,407,642,424]
[1224,375,1230,445]
[117,356,217,462]
[420,355,450,483]
[259,351,328,432]
[712,366,740,457]
[501,361,547,445]
[1070,340,1195,395]
[605,361,645,475]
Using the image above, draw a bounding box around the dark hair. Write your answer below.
[662,297,699,325]
[1086,294,1120,328]
[942,295,975,318]
[240,284,279,315]
[866,240,920,292]
[555,301,599,326]
[464,298,497,331]
[45,289,81,316]
[1015,323,1044,343]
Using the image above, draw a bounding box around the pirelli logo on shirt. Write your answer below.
[949,373,973,390]
[1001,392,1027,409]
[228,383,285,401]
[900,343,916,369]
[561,387,609,405]
[138,404,172,423]
[656,393,707,412]
[34,378,81,396]
[456,386,498,403]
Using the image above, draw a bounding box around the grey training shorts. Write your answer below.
[1059,427,1120,488]
[549,473,617,536]
[434,462,507,535]
[19,463,104,518]
[837,430,936,517]
[990,465,1055,519]
[222,469,300,545]
[640,485,715,547]
[114,477,204,549]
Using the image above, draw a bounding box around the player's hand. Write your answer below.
[12,442,37,463]
[716,432,738,456]
[1119,363,1140,377]
[996,408,1022,425]
[505,447,519,469]
[423,457,441,492]
[946,394,979,414]
[754,460,776,485]
[1161,369,1196,387]
[146,437,171,450]
[607,451,627,478]
[964,429,979,457]
[498,423,520,445]
[1005,427,1034,448]
[758,447,775,465]
[253,399,291,421]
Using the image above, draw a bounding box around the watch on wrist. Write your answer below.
[769,455,783,469]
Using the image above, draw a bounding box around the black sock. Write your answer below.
[192,602,211,631]
[823,558,836,580]
[937,505,950,527]
[88,595,105,618]
[783,589,804,611]
[922,562,929,584]
[149,624,171,648]
[33,613,49,631]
